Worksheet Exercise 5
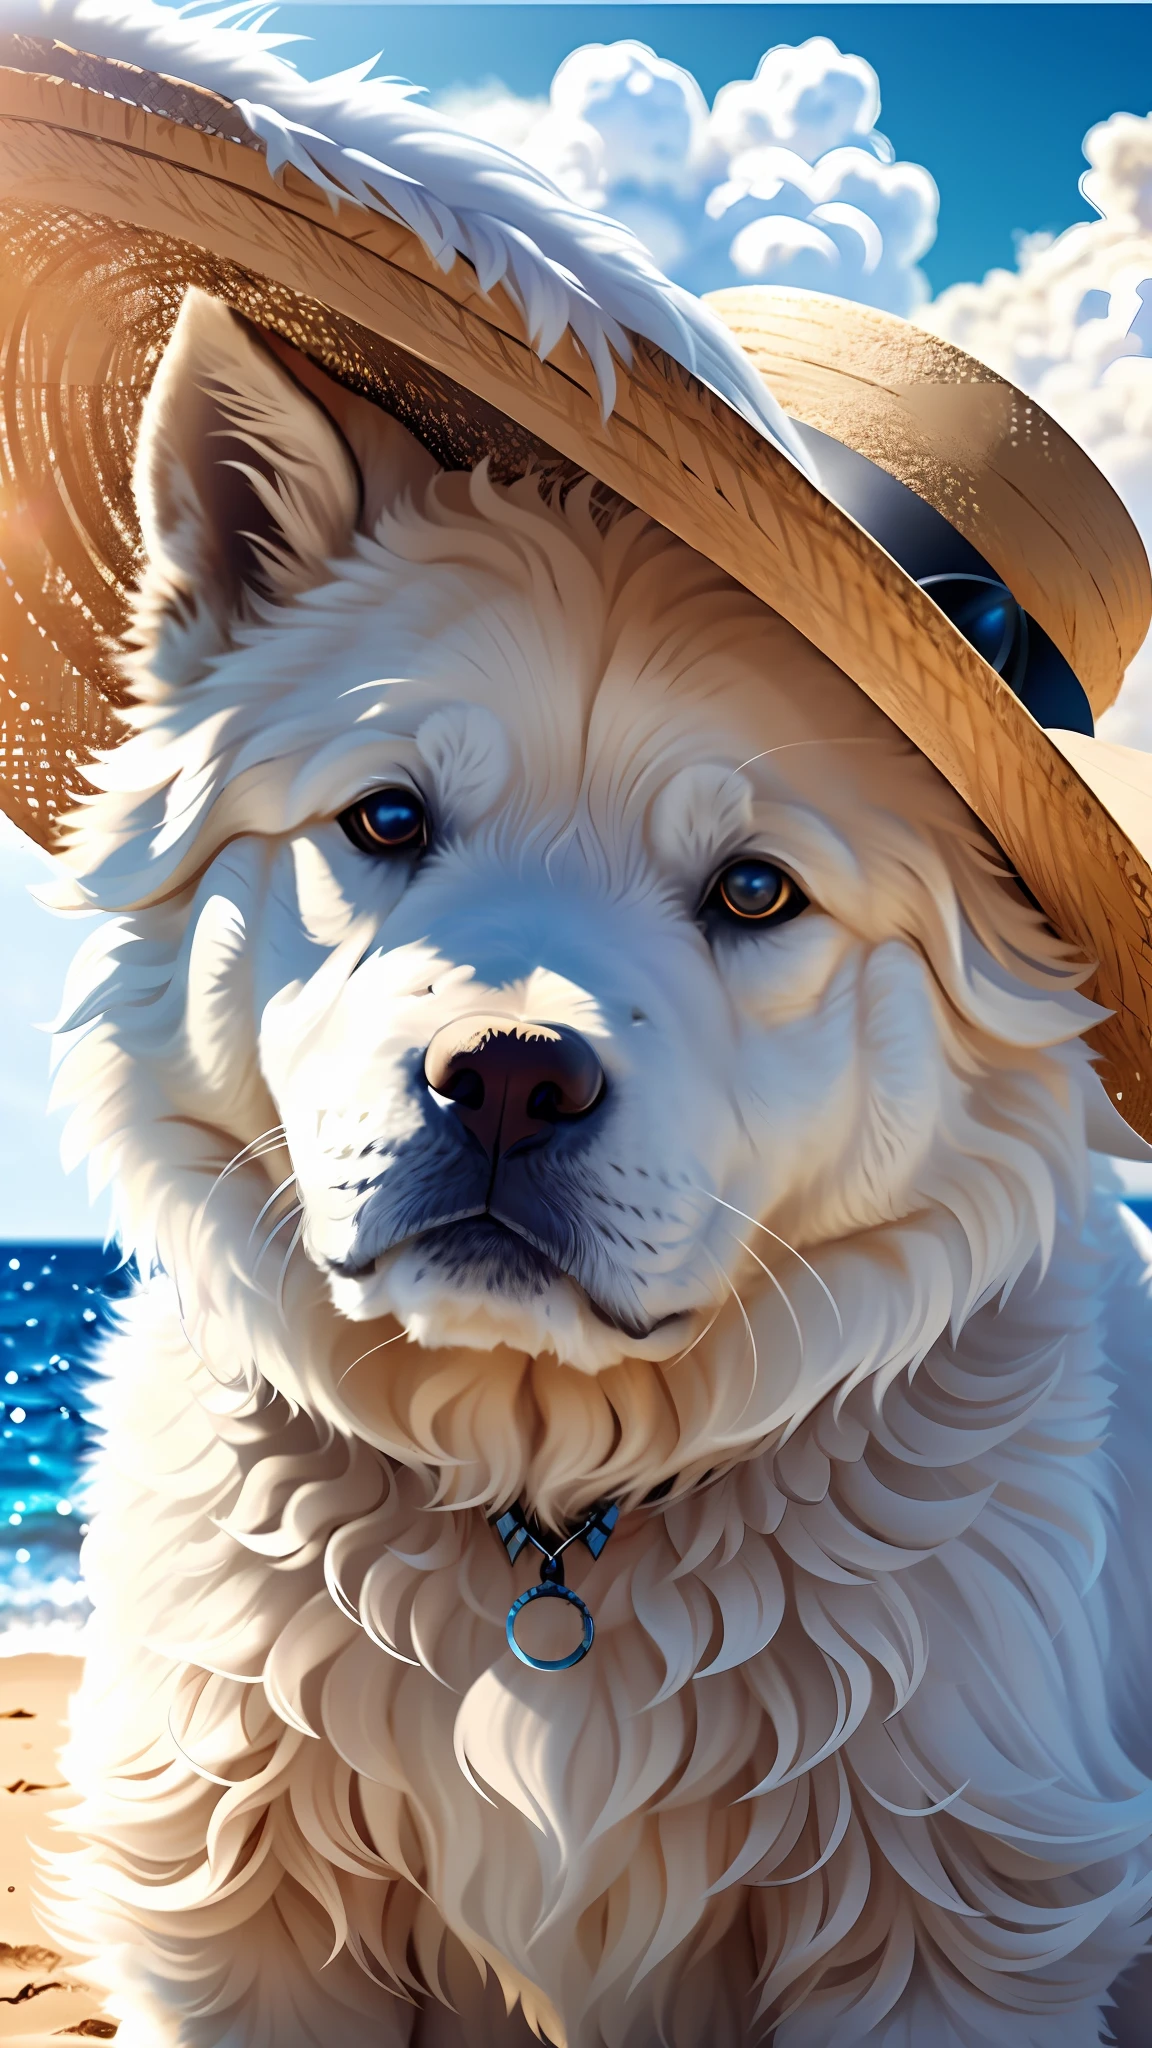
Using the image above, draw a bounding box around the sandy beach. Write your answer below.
[0,1657,112,2044]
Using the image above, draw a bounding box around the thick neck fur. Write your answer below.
[73,1198,1145,2047]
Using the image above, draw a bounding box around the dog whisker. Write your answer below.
[207,1125,289,1203]
[729,1228,804,1360]
[725,735,889,788]
[251,1203,304,1317]
[247,1172,301,1254]
[662,1292,727,1372]
[221,1126,285,1171]
[700,1247,760,1419]
[275,1216,304,1323]
[336,1324,413,1390]
[253,1200,301,1263]
[692,1188,842,1338]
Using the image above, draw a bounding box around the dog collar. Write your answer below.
[491,1500,619,1673]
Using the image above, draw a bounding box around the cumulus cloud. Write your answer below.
[435,38,938,314]
[923,108,1152,745]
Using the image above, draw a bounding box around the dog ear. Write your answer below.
[130,287,363,687]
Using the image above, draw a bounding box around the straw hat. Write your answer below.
[1,6,1151,1137]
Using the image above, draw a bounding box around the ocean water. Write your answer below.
[4,1202,1152,1647]
[0,1241,132,1648]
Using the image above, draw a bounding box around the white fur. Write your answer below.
[41,293,1152,2047]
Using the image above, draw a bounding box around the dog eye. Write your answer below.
[705,858,807,927]
[339,787,428,856]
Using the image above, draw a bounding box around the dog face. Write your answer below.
[57,292,1098,1504]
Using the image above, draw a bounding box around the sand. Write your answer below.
[0,1656,112,2044]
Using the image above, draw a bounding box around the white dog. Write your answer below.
[43,288,1152,2048]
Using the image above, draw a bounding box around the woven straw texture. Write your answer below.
[0,61,1150,1134]
[0,200,591,834]
[706,286,1149,717]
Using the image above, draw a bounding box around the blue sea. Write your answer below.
[0,1242,132,1648]
[4,1202,1152,1646]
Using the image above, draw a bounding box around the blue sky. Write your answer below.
[266,5,1152,293]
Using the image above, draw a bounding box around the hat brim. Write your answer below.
[1,60,1151,1137]
[703,286,1149,721]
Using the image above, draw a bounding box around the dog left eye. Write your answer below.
[705,858,807,927]
[339,787,428,856]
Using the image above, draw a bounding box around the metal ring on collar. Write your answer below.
[506,1582,594,1672]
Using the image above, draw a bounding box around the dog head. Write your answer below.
[56,290,1102,1516]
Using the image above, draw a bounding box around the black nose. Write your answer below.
[424,1013,605,1158]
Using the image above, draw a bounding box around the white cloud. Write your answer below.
[548,42,710,200]
[710,41,884,166]
[427,80,548,162]
[1080,109,1152,230]
[435,38,938,314]
[0,812,105,1240]
[923,110,1152,745]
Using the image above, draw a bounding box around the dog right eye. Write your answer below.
[339,787,428,856]
[702,856,808,930]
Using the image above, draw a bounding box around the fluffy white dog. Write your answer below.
[45,289,1152,2048]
